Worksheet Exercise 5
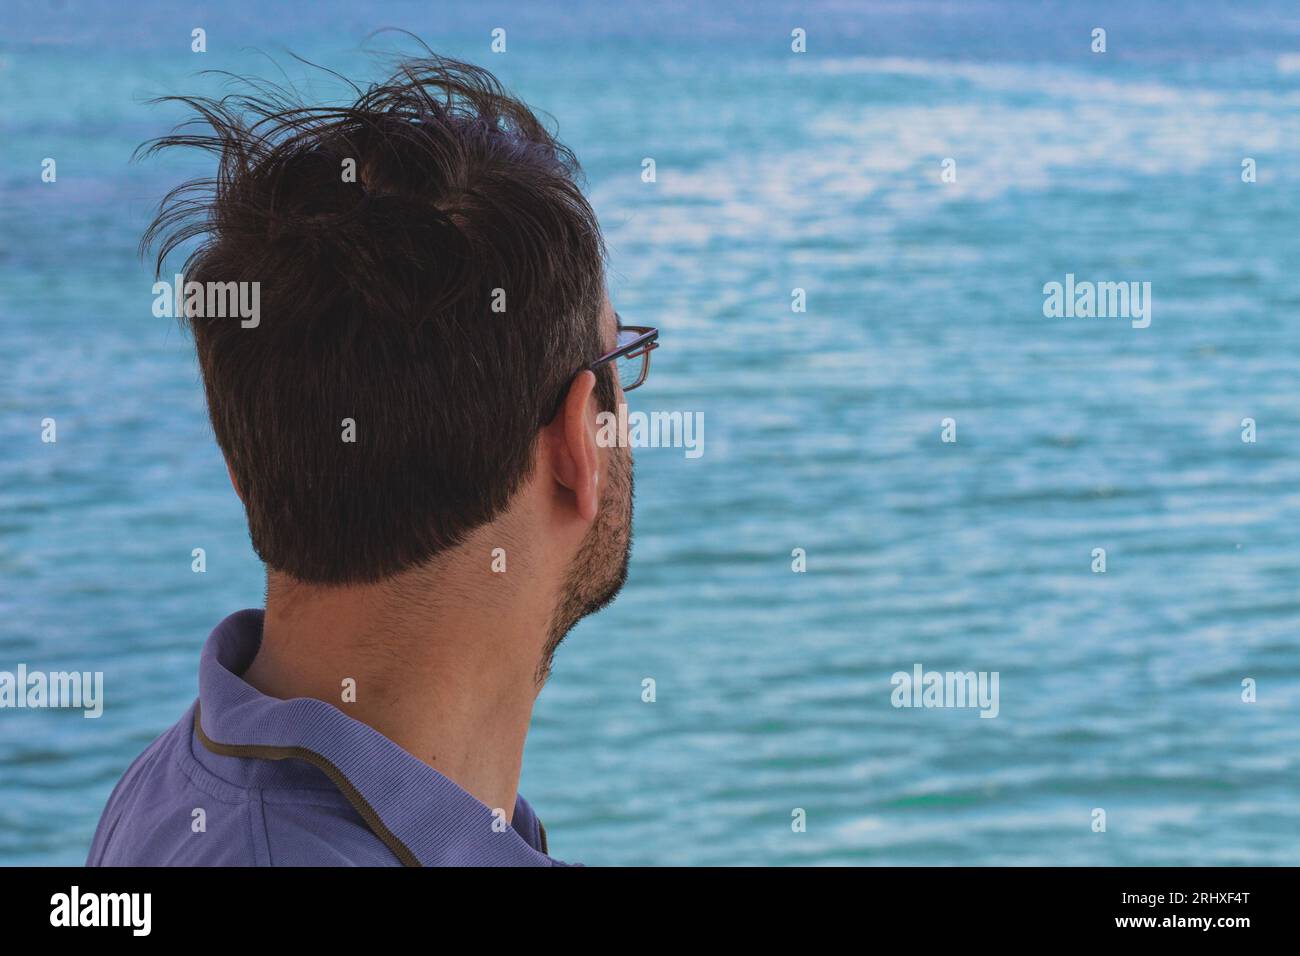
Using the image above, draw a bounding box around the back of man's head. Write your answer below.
[142,55,613,584]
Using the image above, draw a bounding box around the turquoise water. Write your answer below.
[3,1,1300,865]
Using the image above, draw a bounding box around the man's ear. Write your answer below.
[226,461,244,504]
[547,370,600,522]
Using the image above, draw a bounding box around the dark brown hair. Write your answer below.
[139,52,611,584]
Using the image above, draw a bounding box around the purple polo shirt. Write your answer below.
[87,609,565,866]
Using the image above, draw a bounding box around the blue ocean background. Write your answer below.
[3,0,1300,865]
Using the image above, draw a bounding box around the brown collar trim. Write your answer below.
[192,703,421,867]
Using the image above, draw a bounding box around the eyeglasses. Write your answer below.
[541,314,659,425]
[590,315,659,392]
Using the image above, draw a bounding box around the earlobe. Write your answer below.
[226,461,243,503]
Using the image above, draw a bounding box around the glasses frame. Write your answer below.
[541,315,659,425]
[590,316,659,392]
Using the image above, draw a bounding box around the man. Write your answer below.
[87,54,658,866]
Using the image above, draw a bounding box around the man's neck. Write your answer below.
[242,547,553,822]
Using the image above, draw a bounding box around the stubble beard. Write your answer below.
[536,444,634,684]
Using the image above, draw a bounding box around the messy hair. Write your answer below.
[139,50,611,583]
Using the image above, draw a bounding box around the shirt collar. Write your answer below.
[196,608,554,867]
